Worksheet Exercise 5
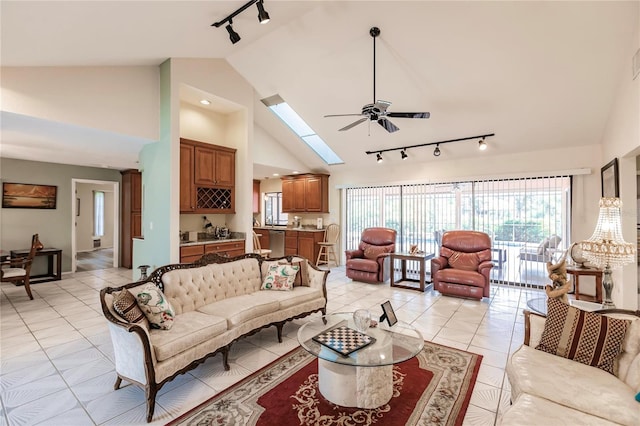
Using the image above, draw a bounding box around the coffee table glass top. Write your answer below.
[526,297,605,316]
[297,312,424,367]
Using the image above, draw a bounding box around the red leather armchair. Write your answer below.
[431,230,493,299]
[345,227,397,283]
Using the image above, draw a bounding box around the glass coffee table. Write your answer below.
[297,312,424,409]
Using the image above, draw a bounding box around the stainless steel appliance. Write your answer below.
[269,230,285,257]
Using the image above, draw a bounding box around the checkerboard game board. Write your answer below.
[312,325,376,356]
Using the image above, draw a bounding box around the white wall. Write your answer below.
[599,12,640,309]
[1,67,159,140]
[253,124,307,173]
[76,183,115,251]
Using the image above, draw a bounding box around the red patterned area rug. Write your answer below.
[167,341,482,426]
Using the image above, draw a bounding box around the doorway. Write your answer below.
[71,179,119,272]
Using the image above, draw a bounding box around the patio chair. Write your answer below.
[518,234,562,272]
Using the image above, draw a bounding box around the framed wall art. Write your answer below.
[601,158,619,198]
[2,182,57,209]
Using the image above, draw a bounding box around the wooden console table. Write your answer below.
[10,248,62,283]
[390,252,435,292]
[567,266,602,303]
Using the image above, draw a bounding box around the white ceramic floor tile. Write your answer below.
[155,380,215,419]
[1,373,68,408]
[45,338,93,360]
[34,408,93,426]
[190,361,252,393]
[0,362,57,392]
[101,402,170,426]
[462,404,496,426]
[83,384,147,424]
[61,357,114,386]
[5,389,80,426]
[470,333,512,353]
[476,363,505,388]
[0,350,49,377]
[468,345,509,369]
[469,382,501,412]
[435,327,475,345]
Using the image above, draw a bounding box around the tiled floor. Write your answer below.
[0,265,544,426]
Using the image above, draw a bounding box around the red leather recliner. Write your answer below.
[345,227,397,284]
[431,230,493,299]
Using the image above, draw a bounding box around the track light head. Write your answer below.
[225,21,241,44]
[376,152,383,163]
[478,138,487,151]
[433,144,441,157]
[256,0,270,24]
[400,149,408,160]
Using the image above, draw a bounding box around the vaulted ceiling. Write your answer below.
[1,1,638,174]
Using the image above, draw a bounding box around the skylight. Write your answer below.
[261,95,343,165]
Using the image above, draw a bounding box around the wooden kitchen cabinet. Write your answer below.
[298,231,324,263]
[281,179,294,212]
[281,174,329,213]
[180,138,236,213]
[121,169,142,269]
[180,245,204,263]
[204,241,245,258]
[194,145,235,186]
[285,230,298,256]
[284,230,324,262]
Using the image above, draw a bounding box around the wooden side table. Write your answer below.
[10,247,62,283]
[390,252,435,292]
[567,266,603,303]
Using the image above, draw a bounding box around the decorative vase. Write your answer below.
[33,234,44,251]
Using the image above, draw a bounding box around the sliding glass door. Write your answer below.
[345,176,571,287]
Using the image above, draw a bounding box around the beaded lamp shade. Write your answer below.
[580,198,635,268]
[579,197,636,308]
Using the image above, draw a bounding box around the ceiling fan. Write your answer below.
[325,27,430,133]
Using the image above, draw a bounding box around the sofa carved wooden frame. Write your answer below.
[99,253,328,422]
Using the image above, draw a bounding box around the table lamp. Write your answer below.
[580,197,636,308]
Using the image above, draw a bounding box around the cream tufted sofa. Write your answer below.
[500,309,640,425]
[100,253,328,422]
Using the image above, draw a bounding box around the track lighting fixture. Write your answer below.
[212,0,271,44]
[225,20,241,44]
[365,133,495,162]
[256,0,270,24]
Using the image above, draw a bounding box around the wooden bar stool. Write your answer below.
[316,223,340,266]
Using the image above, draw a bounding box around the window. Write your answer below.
[264,192,288,225]
[261,94,343,165]
[345,176,571,287]
[94,191,104,237]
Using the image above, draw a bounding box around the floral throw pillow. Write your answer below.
[135,283,175,330]
[261,264,299,291]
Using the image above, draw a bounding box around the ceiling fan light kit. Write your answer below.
[325,27,431,133]
[212,0,271,43]
[368,133,495,163]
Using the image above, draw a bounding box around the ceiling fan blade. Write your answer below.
[339,117,368,131]
[324,113,365,118]
[386,112,430,119]
[378,118,399,133]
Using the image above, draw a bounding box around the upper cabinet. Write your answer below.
[180,138,236,213]
[281,174,329,213]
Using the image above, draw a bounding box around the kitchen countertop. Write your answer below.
[253,226,326,232]
[180,238,245,247]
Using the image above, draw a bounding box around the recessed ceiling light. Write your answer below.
[200,99,211,105]
[292,171,299,174]
[273,173,279,176]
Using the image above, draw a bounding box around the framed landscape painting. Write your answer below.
[2,183,57,209]
[600,158,619,198]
